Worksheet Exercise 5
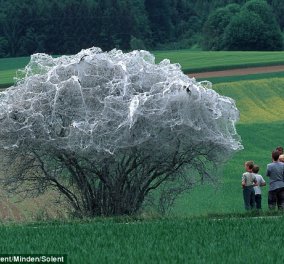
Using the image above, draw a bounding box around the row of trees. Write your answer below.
[0,0,283,57]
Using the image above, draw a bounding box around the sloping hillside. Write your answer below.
[214,78,284,124]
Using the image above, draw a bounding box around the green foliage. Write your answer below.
[130,36,146,50]
[244,0,275,23]
[267,0,284,30]
[0,0,282,57]
[154,34,202,51]
[203,0,283,51]
[223,0,283,50]
[0,0,204,56]
[0,37,8,57]
[223,10,266,50]
[0,0,152,56]
[202,4,240,50]
[145,0,173,45]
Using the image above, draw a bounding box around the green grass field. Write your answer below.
[0,57,30,88]
[1,216,284,263]
[154,50,284,72]
[197,71,284,84]
[1,50,284,87]
[1,52,284,263]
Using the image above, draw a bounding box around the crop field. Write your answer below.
[1,216,284,263]
[0,51,284,263]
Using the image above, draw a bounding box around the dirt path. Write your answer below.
[188,65,284,78]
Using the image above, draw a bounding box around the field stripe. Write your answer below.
[214,78,284,124]
[189,65,284,78]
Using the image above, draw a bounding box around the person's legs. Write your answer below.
[250,189,256,209]
[250,195,254,208]
[276,187,284,210]
[243,187,253,210]
[243,188,250,210]
[255,194,262,209]
[268,190,277,210]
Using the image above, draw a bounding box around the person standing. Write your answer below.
[266,150,284,210]
[242,161,257,210]
[251,165,266,209]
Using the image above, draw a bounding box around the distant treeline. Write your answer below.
[0,0,283,57]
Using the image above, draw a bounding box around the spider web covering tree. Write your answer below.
[0,48,242,216]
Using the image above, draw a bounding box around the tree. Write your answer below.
[145,0,173,46]
[202,4,240,50]
[171,0,201,40]
[0,0,24,56]
[267,0,284,30]
[19,27,45,55]
[223,10,264,51]
[130,36,146,50]
[0,36,8,57]
[0,48,242,217]
[223,0,283,50]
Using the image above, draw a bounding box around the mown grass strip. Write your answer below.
[154,50,284,72]
[2,51,282,73]
[183,61,284,73]
[0,56,30,71]
[196,71,284,84]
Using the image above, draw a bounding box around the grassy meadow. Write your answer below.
[1,50,284,87]
[0,51,284,263]
[154,50,284,73]
[0,57,30,88]
[197,71,284,84]
[1,217,284,264]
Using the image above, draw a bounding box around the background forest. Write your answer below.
[0,0,283,57]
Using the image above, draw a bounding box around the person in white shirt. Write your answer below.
[251,165,266,209]
[242,161,257,210]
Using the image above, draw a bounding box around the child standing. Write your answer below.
[242,161,257,210]
[251,165,266,209]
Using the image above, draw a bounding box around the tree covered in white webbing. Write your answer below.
[0,48,242,216]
